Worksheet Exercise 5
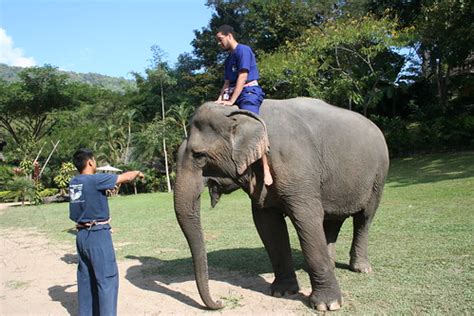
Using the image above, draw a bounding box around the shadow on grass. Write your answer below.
[387,152,474,187]
[124,247,307,309]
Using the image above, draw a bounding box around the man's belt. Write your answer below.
[244,80,258,87]
[76,219,110,230]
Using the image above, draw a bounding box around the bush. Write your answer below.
[38,188,60,198]
[0,190,15,202]
[6,177,35,205]
[371,113,474,157]
[0,165,14,191]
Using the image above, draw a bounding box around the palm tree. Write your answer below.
[167,102,193,138]
[151,46,176,193]
[7,177,35,206]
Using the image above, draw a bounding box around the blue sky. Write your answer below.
[0,0,213,78]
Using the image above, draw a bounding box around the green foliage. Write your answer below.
[372,113,474,156]
[0,165,14,190]
[0,65,72,158]
[260,14,412,115]
[38,188,59,198]
[0,190,15,202]
[32,182,44,205]
[416,0,473,69]
[19,159,34,177]
[6,177,35,205]
[134,115,183,174]
[0,63,135,93]
[53,162,76,194]
[0,1,472,198]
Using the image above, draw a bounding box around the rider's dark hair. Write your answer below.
[217,25,236,37]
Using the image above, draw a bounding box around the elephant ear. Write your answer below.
[227,110,269,175]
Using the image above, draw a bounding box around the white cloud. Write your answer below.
[0,28,36,67]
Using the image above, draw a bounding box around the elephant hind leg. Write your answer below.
[349,195,381,273]
[323,219,344,266]
[350,174,385,273]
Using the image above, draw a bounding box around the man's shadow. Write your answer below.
[125,247,308,309]
[48,284,78,315]
[47,254,79,315]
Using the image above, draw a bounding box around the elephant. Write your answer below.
[173,97,389,311]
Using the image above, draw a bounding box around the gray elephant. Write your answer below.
[174,97,389,311]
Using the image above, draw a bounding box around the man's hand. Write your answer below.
[117,171,145,184]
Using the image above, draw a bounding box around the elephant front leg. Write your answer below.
[288,202,342,311]
[251,203,299,296]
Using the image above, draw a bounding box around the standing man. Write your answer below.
[69,148,144,315]
[215,24,273,186]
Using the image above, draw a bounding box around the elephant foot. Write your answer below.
[350,260,373,273]
[270,275,299,297]
[309,289,342,311]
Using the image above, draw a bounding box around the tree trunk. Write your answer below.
[124,119,132,164]
[436,60,450,110]
[161,82,172,193]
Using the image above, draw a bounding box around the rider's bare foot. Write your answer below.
[262,154,273,186]
[264,171,273,186]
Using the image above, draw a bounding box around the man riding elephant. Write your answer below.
[215,24,273,186]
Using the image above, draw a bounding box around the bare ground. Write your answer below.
[0,204,314,315]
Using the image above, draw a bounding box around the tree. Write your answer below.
[149,46,177,193]
[7,177,35,206]
[259,14,411,116]
[0,66,72,156]
[167,102,194,138]
[415,0,473,108]
[91,107,138,166]
[193,0,338,64]
[183,0,339,103]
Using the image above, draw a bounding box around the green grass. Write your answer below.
[1,151,473,314]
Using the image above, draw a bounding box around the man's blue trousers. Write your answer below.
[76,225,118,316]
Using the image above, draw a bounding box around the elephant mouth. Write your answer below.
[206,177,241,208]
[206,164,273,210]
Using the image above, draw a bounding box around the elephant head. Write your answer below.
[173,102,268,309]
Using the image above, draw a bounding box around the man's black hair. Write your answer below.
[217,25,235,37]
[73,148,94,172]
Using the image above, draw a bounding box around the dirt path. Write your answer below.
[0,204,313,315]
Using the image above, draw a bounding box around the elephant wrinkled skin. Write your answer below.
[173,97,389,311]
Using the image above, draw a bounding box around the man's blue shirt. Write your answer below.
[224,44,259,86]
[69,173,118,223]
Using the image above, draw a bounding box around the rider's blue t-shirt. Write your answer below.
[224,44,259,86]
[69,173,118,223]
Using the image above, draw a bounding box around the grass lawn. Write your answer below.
[1,151,473,314]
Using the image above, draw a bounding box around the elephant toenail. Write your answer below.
[329,301,341,310]
[316,303,328,311]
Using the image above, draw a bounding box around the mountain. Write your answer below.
[0,63,136,93]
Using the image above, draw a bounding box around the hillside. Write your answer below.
[0,63,136,93]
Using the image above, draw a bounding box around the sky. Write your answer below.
[0,0,213,79]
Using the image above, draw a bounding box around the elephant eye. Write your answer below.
[192,151,207,160]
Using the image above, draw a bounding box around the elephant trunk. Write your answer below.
[173,159,223,310]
